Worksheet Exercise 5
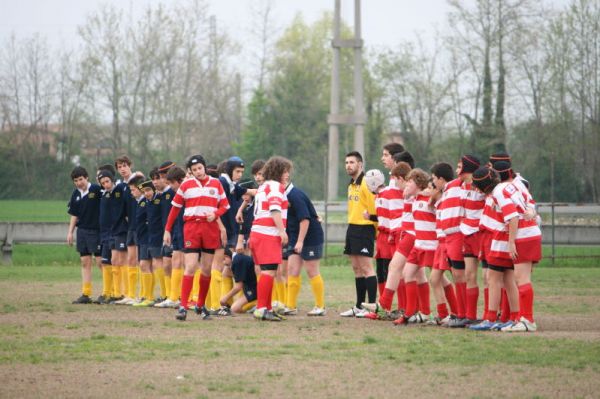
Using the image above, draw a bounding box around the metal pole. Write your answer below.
[353,0,365,161]
[327,0,341,201]
[551,152,555,265]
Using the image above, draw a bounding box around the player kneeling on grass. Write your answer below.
[68,166,103,304]
[164,155,229,321]
[217,248,258,315]
[468,166,541,332]
[249,156,290,322]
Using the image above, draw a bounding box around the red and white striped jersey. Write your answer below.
[434,198,445,240]
[460,181,486,235]
[413,194,438,251]
[376,187,404,234]
[401,197,415,236]
[251,180,288,237]
[170,176,229,222]
[489,182,542,260]
[438,178,463,235]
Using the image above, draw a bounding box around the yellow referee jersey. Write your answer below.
[347,172,376,226]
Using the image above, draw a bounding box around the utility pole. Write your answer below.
[327,0,366,201]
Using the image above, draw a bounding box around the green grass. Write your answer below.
[0,200,68,222]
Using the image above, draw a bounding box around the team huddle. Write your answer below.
[67,142,541,331]
[342,144,541,332]
[67,154,324,322]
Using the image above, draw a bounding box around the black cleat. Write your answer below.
[194,305,212,320]
[72,295,92,304]
[217,306,232,316]
[175,307,188,321]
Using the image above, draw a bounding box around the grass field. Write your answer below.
[1,255,600,398]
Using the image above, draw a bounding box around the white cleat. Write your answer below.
[154,298,178,308]
[340,307,362,317]
[114,297,133,305]
[502,317,537,332]
[307,307,326,316]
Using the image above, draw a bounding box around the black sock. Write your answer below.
[365,275,378,303]
[355,277,366,308]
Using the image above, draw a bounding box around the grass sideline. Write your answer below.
[1,260,600,398]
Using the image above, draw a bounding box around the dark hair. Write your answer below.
[71,166,88,180]
[251,159,266,175]
[345,151,363,163]
[166,166,186,183]
[393,151,415,169]
[262,156,292,182]
[407,168,430,190]
[391,162,411,179]
[216,160,228,176]
[223,248,233,258]
[128,175,145,188]
[114,155,132,168]
[97,163,116,176]
[149,167,160,180]
[430,162,454,182]
[206,164,219,178]
[472,166,500,194]
[383,143,405,156]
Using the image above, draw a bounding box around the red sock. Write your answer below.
[378,282,385,297]
[405,281,418,317]
[500,289,510,322]
[417,282,430,315]
[257,273,274,309]
[180,274,194,310]
[510,312,519,321]
[483,287,489,317]
[379,288,394,311]
[397,279,406,310]
[455,282,466,318]
[444,284,458,315]
[437,303,449,319]
[466,287,479,320]
[518,283,535,322]
[485,309,498,322]
[197,274,211,307]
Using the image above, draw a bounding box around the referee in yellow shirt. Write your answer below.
[340,151,378,317]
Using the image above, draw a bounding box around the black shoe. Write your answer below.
[217,306,232,316]
[93,295,106,304]
[175,307,187,321]
[194,305,212,320]
[72,295,92,304]
[448,317,469,328]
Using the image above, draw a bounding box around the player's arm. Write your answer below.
[271,210,288,246]
[294,219,309,253]
[67,215,78,246]
[220,281,243,306]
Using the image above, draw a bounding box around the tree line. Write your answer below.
[1,0,599,202]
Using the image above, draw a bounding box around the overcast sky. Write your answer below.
[0,0,451,51]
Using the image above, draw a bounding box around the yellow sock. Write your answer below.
[128,266,138,298]
[271,281,279,304]
[170,268,183,302]
[210,269,223,309]
[150,271,156,299]
[154,268,166,299]
[143,272,154,300]
[112,265,122,297]
[275,281,285,306]
[165,275,172,299]
[242,300,257,312]
[221,276,234,305]
[191,269,201,302]
[82,282,92,297]
[102,266,112,297]
[286,276,301,309]
[310,274,325,308]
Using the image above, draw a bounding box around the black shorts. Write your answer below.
[376,258,391,282]
[76,228,101,257]
[182,248,215,255]
[343,224,375,257]
[243,283,257,302]
[126,230,137,246]
[172,233,184,251]
[148,246,163,259]
[138,244,151,261]
[112,234,128,252]
[101,240,112,265]
[162,245,173,258]
[488,264,515,272]
[226,233,238,249]
[284,243,324,261]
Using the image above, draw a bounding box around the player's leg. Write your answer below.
[175,251,200,320]
[305,257,326,316]
[285,254,302,314]
[209,248,225,312]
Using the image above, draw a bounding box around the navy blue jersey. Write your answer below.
[240,201,254,236]
[135,197,149,246]
[146,192,163,247]
[123,184,137,232]
[172,205,184,245]
[67,183,101,231]
[107,182,128,236]
[219,175,247,240]
[285,184,324,247]
[231,253,257,287]
[99,190,112,241]
[160,187,174,229]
